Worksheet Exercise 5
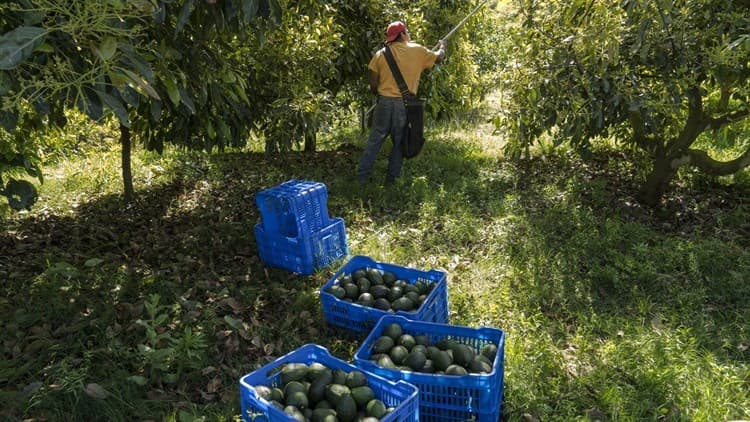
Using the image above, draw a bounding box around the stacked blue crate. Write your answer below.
[254,180,348,275]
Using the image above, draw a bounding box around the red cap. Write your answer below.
[386,21,406,43]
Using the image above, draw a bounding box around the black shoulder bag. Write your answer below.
[383,46,426,159]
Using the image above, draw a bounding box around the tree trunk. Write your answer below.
[304,131,316,153]
[637,154,678,207]
[120,125,134,201]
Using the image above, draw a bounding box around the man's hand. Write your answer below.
[436,39,447,63]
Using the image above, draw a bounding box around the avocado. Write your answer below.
[382,271,396,284]
[372,336,395,354]
[308,375,330,404]
[452,344,475,367]
[270,387,284,402]
[376,354,396,369]
[306,363,331,381]
[283,405,306,421]
[324,383,350,406]
[389,345,409,365]
[373,298,391,310]
[352,269,367,280]
[366,399,387,418]
[393,279,408,289]
[366,269,383,285]
[432,350,452,372]
[475,354,493,366]
[286,391,309,409]
[391,296,414,312]
[314,399,332,409]
[345,370,368,389]
[481,343,498,361]
[405,291,421,305]
[370,285,389,299]
[331,369,347,385]
[311,408,337,422]
[326,285,346,299]
[336,393,357,422]
[283,380,307,398]
[356,277,371,293]
[425,346,441,360]
[468,358,493,374]
[280,363,309,384]
[357,292,375,307]
[405,350,427,371]
[411,345,427,355]
[342,282,359,300]
[386,286,404,302]
[382,323,403,340]
[397,334,416,350]
[350,385,375,407]
[445,364,469,376]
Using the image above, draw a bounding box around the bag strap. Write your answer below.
[383,46,413,100]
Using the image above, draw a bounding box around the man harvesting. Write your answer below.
[357,21,447,185]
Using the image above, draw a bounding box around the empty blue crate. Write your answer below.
[354,315,506,422]
[239,344,419,421]
[255,180,330,238]
[255,217,348,275]
[319,256,448,335]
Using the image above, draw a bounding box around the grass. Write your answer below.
[1,102,749,421]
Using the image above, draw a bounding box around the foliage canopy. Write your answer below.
[500,0,750,205]
[0,0,500,210]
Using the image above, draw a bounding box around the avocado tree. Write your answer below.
[1,0,502,209]
[499,0,750,206]
[0,0,280,204]
[246,0,504,153]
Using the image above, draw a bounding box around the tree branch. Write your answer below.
[707,109,750,131]
[673,87,705,152]
[628,108,658,154]
[673,145,750,176]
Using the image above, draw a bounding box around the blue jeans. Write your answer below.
[358,97,406,183]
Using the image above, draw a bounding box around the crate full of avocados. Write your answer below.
[239,344,419,421]
[353,315,505,422]
[320,256,448,334]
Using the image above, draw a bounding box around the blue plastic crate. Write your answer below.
[255,180,330,238]
[354,315,505,422]
[255,218,348,275]
[239,344,419,422]
[319,256,448,334]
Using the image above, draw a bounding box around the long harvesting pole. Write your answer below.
[432,0,492,50]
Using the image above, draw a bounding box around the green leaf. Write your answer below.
[178,85,196,114]
[96,89,131,127]
[126,375,148,386]
[150,99,162,121]
[162,76,181,105]
[268,0,282,25]
[0,26,47,70]
[121,68,161,100]
[84,258,105,267]
[224,315,243,330]
[95,36,118,61]
[4,179,37,210]
[0,71,15,96]
[176,0,195,36]
[0,109,18,132]
[242,0,260,22]
[78,88,104,121]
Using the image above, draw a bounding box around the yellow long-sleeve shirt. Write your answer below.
[368,41,439,97]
